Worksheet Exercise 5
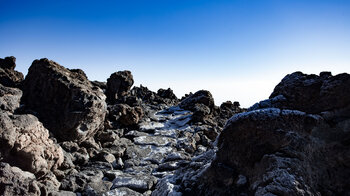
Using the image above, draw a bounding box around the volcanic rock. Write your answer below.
[0,113,64,177]
[108,104,143,126]
[0,56,24,88]
[179,90,214,112]
[253,71,350,113]
[0,162,41,196]
[0,84,22,113]
[22,58,107,143]
[106,71,134,102]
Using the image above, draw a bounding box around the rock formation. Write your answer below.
[22,58,107,143]
[174,72,350,196]
[0,56,24,88]
[106,71,134,103]
[1,56,348,196]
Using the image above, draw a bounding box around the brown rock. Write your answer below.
[0,162,41,196]
[268,71,350,113]
[0,56,24,88]
[106,71,134,102]
[22,58,107,142]
[0,113,64,177]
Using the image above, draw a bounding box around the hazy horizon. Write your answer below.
[1,0,350,107]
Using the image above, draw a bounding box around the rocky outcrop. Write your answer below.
[0,162,41,196]
[0,112,64,177]
[0,56,24,88]
[179,90,215,123]
[22,58,107,143]
[179,72,350,195]
[107,104,143,126]
[0,84,22,113]
[106,71,134,103]
[251,71,350,114]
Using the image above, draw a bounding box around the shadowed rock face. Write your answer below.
[184,72,350,196]
[106,71,134,103]
[0,56,24,88]
[22,58,107,143]
[252,71,350,114]
[0,162,41,196]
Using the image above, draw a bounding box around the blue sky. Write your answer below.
[1,0,349,107]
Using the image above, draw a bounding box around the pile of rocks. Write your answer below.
[2,56,348,196]
[0,57,242,196]
[165,71,350,196]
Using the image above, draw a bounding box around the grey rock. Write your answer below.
[22,58,107,143]
[0,84,22,113]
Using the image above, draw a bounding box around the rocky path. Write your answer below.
[102,106,208,196]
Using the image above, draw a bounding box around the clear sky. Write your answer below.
[1,0,349,107]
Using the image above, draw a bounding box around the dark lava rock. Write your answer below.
[106,71,134,103]
[0,84,22,113]
[0,162,41,196]
[179,90,214,112]
[190,105,350,194]
[22,58,107,143]
[108,104,143,126]
[129,85,179,107]
[91,80,107,91]
[157,88,177,100]
[0,56,24,88]
[252,71,350,114]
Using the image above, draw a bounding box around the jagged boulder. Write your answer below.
[157,88,177,100]
[251,72,350,114]
[0,84,22,113]
[108,104,143,126]
[186,73,350,195]
[0,162,41,196]
[188,108,350,195]
[22,58,107,142]
[179,90,214,111]
[0,56,24,88]
[179,90,215,123]
[0,112,64,177]
[106,71,134,102]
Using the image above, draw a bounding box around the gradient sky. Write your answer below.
[1,0,350,107]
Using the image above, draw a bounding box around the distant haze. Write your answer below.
[1,0,349,107]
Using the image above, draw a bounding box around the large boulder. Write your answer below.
[22,58,107,142]
[186,72,350,195]
[179,90,214,112]
[0,162,41,196]
[0,56,24,88]
[190,108,350,195]
[179,90,216,123]
[106,71,134,102]
[0,84,22,113]
[251,72,350,114]
[0,112,64,177]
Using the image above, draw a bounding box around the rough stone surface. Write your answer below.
[0,56,24,88]
[0,84,22,113]
[179,90,214,112]
[188,109,350,195]
[267,71,350,113]
[22,58,107,142]
[0,162,41,196]
[106,71,134,102]
[0,113,64,176]
[108,104,143,126]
